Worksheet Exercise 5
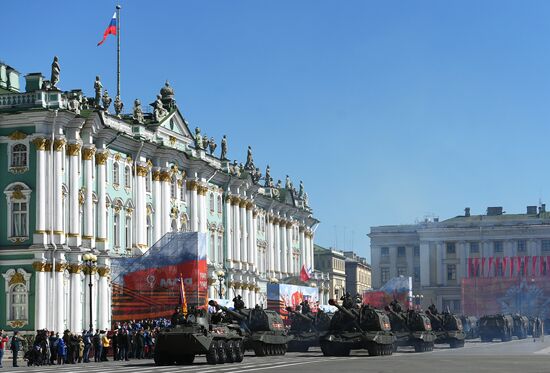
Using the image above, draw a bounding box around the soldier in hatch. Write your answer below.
[171,306,186,326]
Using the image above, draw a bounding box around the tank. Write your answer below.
[425,305,465,348]
[386,301,435,352]
[460,315,479,339]
[529,317,543,338]
[479,314,514,342]
[512,314,529,339]
[319,297,395,357]
[154,309,245,365]
[286,306,332,352]
[209,300,290,356]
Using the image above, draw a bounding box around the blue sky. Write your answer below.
[4,1,550,261]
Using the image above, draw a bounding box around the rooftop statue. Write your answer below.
[245,146,255,171]
[220,135,228,160]
[160,80,176,109]
[276,179,282,189]
[208,137,217,155]
[102,89,112,111]
[303,192,309,207]
[94,76,103,108]
[132,99,144,124]
[113,95,124,117]
[67,91,81,115]
[268,176,274,188]
[298,181,304,198]
[152,94,168,122]
[252,167,262,184]
[202,134,210,150]
[231,160,240,176]
[50,56,60,89]
[264,165,271,187]
[194,127,203,149]
[285,175,292,190]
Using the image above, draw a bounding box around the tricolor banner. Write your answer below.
[97,12,117,46]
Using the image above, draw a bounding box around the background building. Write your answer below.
[314,244,346,302]
[343,251,371,296]
[369,205,550,313]
[0,59,319,332]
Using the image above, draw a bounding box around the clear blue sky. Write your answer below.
[4,1,550,261]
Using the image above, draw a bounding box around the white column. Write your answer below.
[420,242,430,286]
[286,224,293,274]
[251,210,257,272]
[82,146,96,246]
[274,220,281,273]
[309,232,315,271]
[161,170,171,234]
[69,262,82,333]
[33,263,47,329]
[96,151,108,251]
[153,169,162,241]
[135,163,147,248]
[436,242,445,286]
[66,142,81,248]
[54,139,66,244]
[225,196,233,268]
[281,220,288,274]
[189,181,199,232]
[268,218,275,273]
[242,286,249,307]
[233,200,241,266]
[98,267,109,331]
[55,262,66,333]
[240,201,248,269]
[198,185,207,233]
[300,228,306,269]
[33,139,48,244]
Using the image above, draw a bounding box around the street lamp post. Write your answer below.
[215,269,226,299]
[83,253,98,330]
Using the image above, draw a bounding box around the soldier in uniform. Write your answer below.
[233,295,245,310]
[300,300,311,315]
[171,306,185,326]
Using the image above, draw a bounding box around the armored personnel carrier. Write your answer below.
[286,305,332,352]
[385,301,435,352]
[319,296,395,357]
[479,314,513,342]
[208,300,290,356]
[460,315,479,339]
[154,308,245,365]
[512,314,529,340]
[425,305,465,348]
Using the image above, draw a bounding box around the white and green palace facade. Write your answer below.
[0,60,325,333]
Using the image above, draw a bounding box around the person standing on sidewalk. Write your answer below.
[0,330,9,368]
[9,331,22,367]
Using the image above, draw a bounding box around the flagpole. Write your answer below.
[116,4,121,98]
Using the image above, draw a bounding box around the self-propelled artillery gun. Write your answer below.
[208,299,290,356]
[479,314,513,342]
[319,295,395,356]
[425,304,465,348]
[512,314,529,340]
[460,315,479,339]
[385,301,435,352]
[286,303,332,352]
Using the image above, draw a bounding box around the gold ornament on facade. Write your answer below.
[78,190,85,205]
[160,171,171,182]
[32,261,48,272]
[233,282,242,289]
[66,143,81,156]
[97,267,111,277]
[32,138,48,150]
[53,138,67,151]
[186,180,198,191]
[273,217,280,225]
[82,266,97,275]
[198,185,208,196]
[152,170,161,181]
[54,262,68,272]
[82,147,96,160]
[246,201,254,210]
[146,206,152,216]
[177,179,183,188]
[126,156,133,164]
[136,164,148,177]
[169,136,177,146]
[207,278,216,286]
[114,153,121,161]
[8,272,25,287]
[68,263,82,274]
[10,185,25,201]
[95,151,109,165]
[239,200,247,208]
[286,221,293,229]
[8,320,27,328]
[8,130,27,140]
[126,207,134,216]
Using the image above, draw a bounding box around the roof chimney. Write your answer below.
[527,206,537,215]
[487,207,503,216]
[464,207,470,217]
[539,204,546,214]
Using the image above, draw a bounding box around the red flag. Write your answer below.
[532,256,538,276]
[97,12,117,46]
[510,256,515,276]
[495,257,501,276]
[524,256,529,276]
[502,256,508,277]
[488,257,494,277]
[540,256,544,275]
[300,264,311,282]
[481,257,486,277]
[467,258,472,278]
[474,258,480,277]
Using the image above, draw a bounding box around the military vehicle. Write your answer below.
[208,300,290,356]
[512,314,529,339]
[319,297,395,356]
[286,306,332,352]
[529,317,543,338]
[154,308,245,365]
[425,305,465,348]
[460,315,479,339]
[479,314,513,342]
[385,301,435,352]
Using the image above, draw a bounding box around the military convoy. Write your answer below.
[479,314,514,342]
[512,314,529,339]
[154,308,245,365]
[286,304,332,352]
[319,296,395,356]
[460,315,479,339]
[425,305,465,348]
[385,301,435,352]
[208,300,290,356]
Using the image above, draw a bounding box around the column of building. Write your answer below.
[231,197,240,267]
[281,218,288,274]
[187,181,198,232]
[53,138,66,245]
[251,208,258,273]
[419,241,430,287]
[68,260,82,333]
[64,142,81,248]
[135,163,148,249]
[299,226,306,271]
[96,151,109,251]
[82,145,95,247]
[32,138,49,244]
[224,194,233,270]
[240,199,248,270]
[160,169,171,235]
[273,217,281,274]
[198,185,208,233]
[247,202,254,271]
[152,169,162,242]
[457,241,467,281]
[97,262,110,331]
[267,215,274,275]
[286,222,293,274]
[54,258,67,334]
[32,261,48,330]
[435,242,444,286]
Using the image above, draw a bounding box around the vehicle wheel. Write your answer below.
[226,341,237,363]
[234,340,244,363]
[207,341,219,365]
[367,345,379,356]
[414,342,422,353]
[176,354,195,365]
[217,340,227,364]
[320,342,334,356]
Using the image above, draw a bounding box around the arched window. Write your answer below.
[217,195,222,214]
[10,284,27,321]
[113,212,120,248]
[4,182,31,240]
[146,213,153,247]
[171,177,177,199]
[209,193,215,213]
[11,144,27,168]
[2,269,31,324]
[125,215,132,249]
[113,163,120,185]
[209,233,215,261]
[180,180,186,202]
[125,166,131,189]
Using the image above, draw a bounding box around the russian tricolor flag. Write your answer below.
[97,12,117,46]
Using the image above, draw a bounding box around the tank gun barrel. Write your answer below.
[286,307,315,322]
[208,300,246,321]
[328,299,364,332]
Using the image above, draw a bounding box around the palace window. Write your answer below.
[113,212,120,248]
[217,195,222,214]
[494,241,503,253]
[380,268,390,284]
[517,240,526,252]
[209,193,215,213]
[3,269,31,324]
[180,180,186,202]
[397,246,406,257]
[447,264,457,281]
[414,246,420,257]
[125,166,131,189]
[397,267,407,276]
[171,177,177,199]
[125,215,132,249]
[470,242,479,254]
[113,163,120,185]
[414,266,420,282]
[381,247,389,257]
[446,242,456,255]
[11,144,27,168]
[4,182,32,241]
[210,233,215,261]
[542,240,550,252]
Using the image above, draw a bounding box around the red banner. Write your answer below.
[502,256,508,277]
[488,257,494,277]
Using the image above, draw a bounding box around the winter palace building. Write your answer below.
[0,59,325,333]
